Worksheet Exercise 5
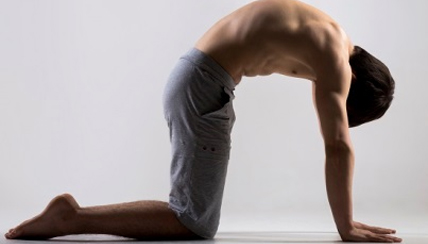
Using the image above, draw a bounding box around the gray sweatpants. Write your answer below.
[163,48,236,238]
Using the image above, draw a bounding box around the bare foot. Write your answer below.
[5,193,80,240]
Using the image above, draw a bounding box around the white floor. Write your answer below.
[1,232,428,244]
[1,211,426,244]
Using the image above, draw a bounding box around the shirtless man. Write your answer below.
[5,0,400,242]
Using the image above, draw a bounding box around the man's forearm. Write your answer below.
[325,144,355,235]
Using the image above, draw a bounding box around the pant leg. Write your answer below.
[163,53,235,239]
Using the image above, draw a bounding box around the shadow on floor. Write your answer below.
[215,232,341,243]
[1,232,342,244]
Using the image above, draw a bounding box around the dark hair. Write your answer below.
[347,46,395,127]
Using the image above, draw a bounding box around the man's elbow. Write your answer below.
[324,140,354,159]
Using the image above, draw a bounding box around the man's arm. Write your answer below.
[313,69,355,234]
[313,50,401,242]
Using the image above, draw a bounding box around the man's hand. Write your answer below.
[339,221,402,243]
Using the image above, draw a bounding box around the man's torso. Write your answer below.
[195,0,353,84]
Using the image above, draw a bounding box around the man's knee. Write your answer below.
[170,206,220,239]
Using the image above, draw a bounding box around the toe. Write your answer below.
[5,230,14,239]
[6,228,21,239]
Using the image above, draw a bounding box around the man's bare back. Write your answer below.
[196,0,352,83]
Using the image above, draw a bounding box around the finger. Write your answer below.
[370,227,396,235]
[393,237,403,243]
[367,234,393,243]
[382,235,402,243]
[357,223,396,234]
[370,233,402,243]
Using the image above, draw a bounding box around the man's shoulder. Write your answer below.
[303,21,352,78]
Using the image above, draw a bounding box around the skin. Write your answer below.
[5,194,199,240]
[5,0,401,242]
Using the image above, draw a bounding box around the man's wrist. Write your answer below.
[336,220,354,235]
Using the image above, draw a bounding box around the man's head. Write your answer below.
[347,46,395,128]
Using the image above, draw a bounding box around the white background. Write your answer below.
[0,0,427,235]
